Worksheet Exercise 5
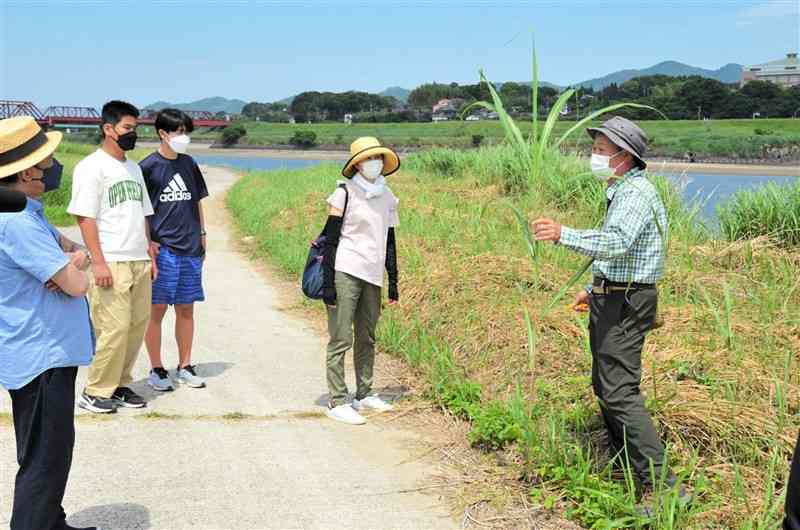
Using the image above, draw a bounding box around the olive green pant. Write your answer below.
[589,287,671,487]
[326,271,381,407]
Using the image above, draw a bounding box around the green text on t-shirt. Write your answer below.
[108,180,143,209]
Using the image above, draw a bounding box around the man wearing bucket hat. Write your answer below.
[0,117,98,530]
[321,137,400,425]
[532,116,688,509]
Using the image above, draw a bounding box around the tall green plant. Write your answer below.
[462,36,663,192]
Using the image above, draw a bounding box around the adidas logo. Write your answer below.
[160,173,192,202]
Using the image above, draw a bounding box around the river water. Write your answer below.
[193,154,798,223]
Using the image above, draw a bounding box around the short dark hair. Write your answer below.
[154,108,194,136]
[100,100,139,136]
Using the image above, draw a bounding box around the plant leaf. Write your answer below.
[533,88,574,181]
[505,201,538,261]
[479,70,528,158]
[531,33,539,147]
[553,103,667,149]
[543,257,594,315]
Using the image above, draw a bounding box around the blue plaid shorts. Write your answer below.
[152,247,205,305]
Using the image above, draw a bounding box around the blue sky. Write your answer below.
[1,0,798,109]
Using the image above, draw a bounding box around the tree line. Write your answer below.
[584,75,800,120]
[239,76,800,123]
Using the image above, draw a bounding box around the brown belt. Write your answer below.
[592,277,655,295]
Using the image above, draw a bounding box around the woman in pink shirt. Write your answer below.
[321,137,400,425]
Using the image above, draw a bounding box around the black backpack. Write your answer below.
[301,183,349,300]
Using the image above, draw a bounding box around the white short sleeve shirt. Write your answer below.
[67,149,154,262]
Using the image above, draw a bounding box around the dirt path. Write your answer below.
[0,166,455,530]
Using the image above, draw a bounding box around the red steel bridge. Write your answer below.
[0,100,230,128]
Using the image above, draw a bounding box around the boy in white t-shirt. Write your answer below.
[67,100,158,414]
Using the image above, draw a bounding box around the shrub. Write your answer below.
[754,128,774,136]
[289,130,318,148]
[468,400,522,450]
[439,378,482,419]
[220,125,246,146]
[333,134,344,145]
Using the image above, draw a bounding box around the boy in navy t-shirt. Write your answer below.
[140,109,209,391]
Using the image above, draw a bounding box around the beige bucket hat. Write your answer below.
[0,117,62,179]
[341,137,400,178]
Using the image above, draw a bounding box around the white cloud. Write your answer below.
[736,0,799,27]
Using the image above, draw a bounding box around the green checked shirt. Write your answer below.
[558,168,668,285]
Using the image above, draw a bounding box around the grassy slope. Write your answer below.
[185,118,800,159]
[227,147,798,528]
[43,142,150,226]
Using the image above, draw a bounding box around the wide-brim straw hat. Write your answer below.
[0,117,62,179]
[587,116,648,169]
[341,136,400,178]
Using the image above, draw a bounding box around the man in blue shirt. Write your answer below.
[0,117,97,530]
[140,109,209,391]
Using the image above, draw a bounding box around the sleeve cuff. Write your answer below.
[66,208,96,219]
[558,226,580,247]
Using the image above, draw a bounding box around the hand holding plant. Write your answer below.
[531,218,562,242]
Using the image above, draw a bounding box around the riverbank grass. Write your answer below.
[227,143,798,528]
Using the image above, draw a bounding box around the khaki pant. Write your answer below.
[85,261,152,398]
[326,271,381,407]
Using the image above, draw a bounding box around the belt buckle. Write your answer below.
[592,278,608,296]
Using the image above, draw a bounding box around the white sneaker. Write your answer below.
[326,404,367,425]
[352,395,393,412]
[176,365,206,388]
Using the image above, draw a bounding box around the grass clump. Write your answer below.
[718,179,800,247]
[468,400,522,451]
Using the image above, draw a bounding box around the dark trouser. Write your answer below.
[785,431,800,529]
[8,367,77,530]
[589,288,670,487]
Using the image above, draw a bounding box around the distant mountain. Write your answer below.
[574,61,743,90]
[380,86,410,102]
[143,97,247,114]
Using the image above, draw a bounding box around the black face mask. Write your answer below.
[42,159,63,192]
[115,130,138,151]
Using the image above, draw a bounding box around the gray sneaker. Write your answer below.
[147,367,174,392]
[176,365,206,388]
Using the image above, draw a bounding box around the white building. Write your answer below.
[741,53,800,88]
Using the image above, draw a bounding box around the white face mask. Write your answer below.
[359,159,384,180]
[167,134,191,154]
[590,151,624,181]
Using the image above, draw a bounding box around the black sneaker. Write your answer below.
[78,392,117,414]
[112,387,146,408]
